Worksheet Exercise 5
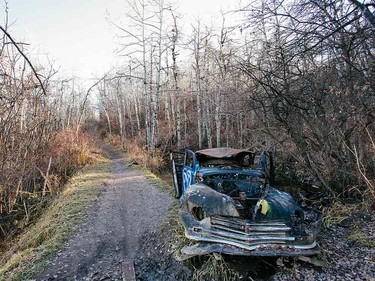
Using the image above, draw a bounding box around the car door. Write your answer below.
[181,150,197,196]
[170,151,185,198]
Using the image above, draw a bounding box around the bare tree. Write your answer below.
[170,9,181,149]
[237,0,375,196]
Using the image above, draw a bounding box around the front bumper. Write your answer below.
[181,212,320,256]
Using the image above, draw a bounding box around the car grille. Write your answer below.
[196,216,294,247]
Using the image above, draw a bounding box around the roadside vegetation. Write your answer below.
[0,125,100,245]
[0,10,113,274]
[0,149,111,281]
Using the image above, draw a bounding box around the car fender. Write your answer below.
[181,183,239,217]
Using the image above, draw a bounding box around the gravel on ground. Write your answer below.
[36,146,173,281]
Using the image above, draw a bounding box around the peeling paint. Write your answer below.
[171,148,322,257]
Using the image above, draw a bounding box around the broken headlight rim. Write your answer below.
[194,173,203,182]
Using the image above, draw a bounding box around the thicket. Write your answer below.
[98,0,374,205]
[0,10,98,240]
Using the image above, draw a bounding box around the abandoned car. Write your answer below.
[170,148,322,258]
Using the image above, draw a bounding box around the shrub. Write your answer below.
[0,128,97,241]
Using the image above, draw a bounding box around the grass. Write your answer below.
[348,225,375,248]
[0,153,111,281]
[313,250,330,268]
[322,201,356,227]
[142,168,174,196]
[136,165,239,281]
[322,199,374,249]
[192,255,241,281]
[109,136,164,175]
[348,231,375,247]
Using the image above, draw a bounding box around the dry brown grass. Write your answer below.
[122,140,164,175]
[104,132,165,175]
[0,151,111,281]
[0,128,100,243]
[322,201,357,227]
[46,129,96,179]
[105,134,123,147]
[192,255,241,281]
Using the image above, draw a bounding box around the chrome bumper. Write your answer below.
[182,213,318,254]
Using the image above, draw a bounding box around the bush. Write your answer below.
[121,139,164,175]
[46,129,95,182]
[0,128,97,241]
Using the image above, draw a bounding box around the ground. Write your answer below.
[272,217,375,281]
[35,146,176,281]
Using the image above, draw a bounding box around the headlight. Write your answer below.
[195,173,203,182]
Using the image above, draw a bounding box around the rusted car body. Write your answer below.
[170,148,322,258]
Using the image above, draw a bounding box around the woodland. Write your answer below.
[0,0,374,243]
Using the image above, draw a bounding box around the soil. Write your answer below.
[272,217,375,281]
[35,145,375,281]
[36,146,177,281]
[134,229,192,281]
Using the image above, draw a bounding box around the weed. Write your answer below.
[348,226,375,248]
[108,137,164,175]
[0,154,111,281]
[313,250,330,268]
[192,255,241,281]
[322,201,356,227]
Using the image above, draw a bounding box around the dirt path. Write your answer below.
[37,146,172,281]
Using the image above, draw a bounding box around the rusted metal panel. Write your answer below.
[180,243,321,259]
[195,148,252,158]
[173,147,322,258]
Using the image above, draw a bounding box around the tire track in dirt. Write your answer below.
[36,146,172,281]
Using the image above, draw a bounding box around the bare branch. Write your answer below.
[349,0,375,28]
[0,24,47,95]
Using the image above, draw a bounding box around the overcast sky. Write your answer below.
[4,0,239,82]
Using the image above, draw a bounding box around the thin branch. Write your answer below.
[0,24,47,95]
[349,0,375,28]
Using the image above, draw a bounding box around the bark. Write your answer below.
[171,10,181,149]
[193,21,203,149]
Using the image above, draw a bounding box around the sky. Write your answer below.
[4,0,240,83]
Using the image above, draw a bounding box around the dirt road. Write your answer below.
[36,146,172,281]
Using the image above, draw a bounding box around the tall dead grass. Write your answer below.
[107,135,164,175]
[126,141,163,174]
[0,128,97,241]
[46,129,95,182]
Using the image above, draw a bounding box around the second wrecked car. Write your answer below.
[170,148,322,258]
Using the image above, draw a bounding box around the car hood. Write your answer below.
[198,167,264,178]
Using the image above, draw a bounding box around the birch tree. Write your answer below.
[113,0,153,148]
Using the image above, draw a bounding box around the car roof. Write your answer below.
[195,147,252,158]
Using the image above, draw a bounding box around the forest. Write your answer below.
[98,0,374,201]
[0,0,374,257]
